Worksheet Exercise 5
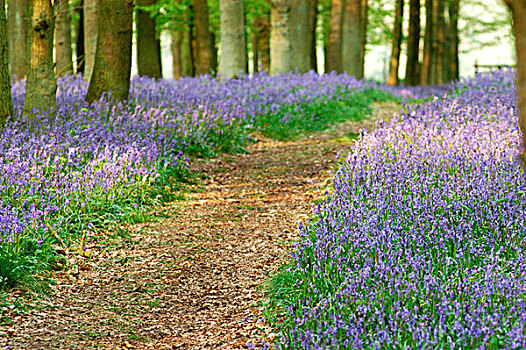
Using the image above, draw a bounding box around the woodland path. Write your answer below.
[1,103,398,350]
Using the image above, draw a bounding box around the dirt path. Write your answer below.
[0,103,399,350]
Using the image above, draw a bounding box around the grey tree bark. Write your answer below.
[85,0,133,102]
[341,0,363,78]
[290,0,313,72]
[219,0,246,78]
[137,0,162,78]
[83,0,98,80]
[23,0,56,115]
[0,0,13,127]
[270,0,291,74]
[325,0,344,73]
[7,0,29,80]
[55,0,74,76]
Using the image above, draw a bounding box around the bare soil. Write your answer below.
[0,103,399,350]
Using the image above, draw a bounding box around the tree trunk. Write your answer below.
[219,0,246,78]
[360,0,367,78]
[55,0,73,76]
[24,0,56,114]
[290,0,313,72]
[7,0,29,80]
[85,0,133,103]
[75,0,85,74]
[341,0,362,78]
[259,10,271,72]
[83,0,98,80]
[181,7,195,77]
[430,0,440,85]
[387,0,404,86]
[421,0,433,85]
[193,0,216,75]
[325,0,344,73]
[171,29,182,80]
[251,16,260,73]
[311,0,318,72]
[435,0,446,84]
[504,0,526,165]
[448,0,459,81]
[270,0,291,75]
[0,0,13,127]
[405,0,420,86]
[137,0,162,78]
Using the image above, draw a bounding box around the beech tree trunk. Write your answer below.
[180,6,194,77]
[435,0,446,84]
[83,0,98,80]
[421,0,433,85]
[405,0,420,86]
[448,0,459,81]
[75,0,85,74]
[193,0,216,75]
[503,0,526,165]
[387,0,404,86]
[137,0,162,78]
[171,29,182,80]
[259,10,271,72]
[270,0,291,75]
[85,0,133,103]
[311,0,318,72]
[0,0,13,127]
[360,0,367,78]
[55,0,73,76]
[290,0,313,72]
[7,0,29,80]
[219,0,246,78]
[24,0,56,114]
[251,16,260,73]
[341,0,362,78]
[326,0,344,73]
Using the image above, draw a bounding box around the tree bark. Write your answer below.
[83,0,98,80]
[290,0,313,72]
[75,0,85,74]
[325,0,344,73]
[503,0,526,165]
[137,0,162,78]
[405,0,420,86]
[311,0,318,72]
[193,0,216,75]
[55,0,73,76]
[0,0,13,127]
[259,9,271,72]
[421,0,433,85]
[341,0,363,78]
[7,0,29,80]
[435,0,446,84]
[24,0,56,114]
[448,0,459,81]
[219,0,246,78]
[387,0,404,86]
[270,0,291,74]
[360,0,367,78]
[181,7,195,77]
[171,29,182,80]
[85,0,133,103]
[251,16,260,73]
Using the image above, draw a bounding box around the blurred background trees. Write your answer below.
[0,0,515,117]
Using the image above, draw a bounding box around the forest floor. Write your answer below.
[0,102,399,350]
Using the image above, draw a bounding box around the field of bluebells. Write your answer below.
[0,71,405,293]
[266,71,526,349]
